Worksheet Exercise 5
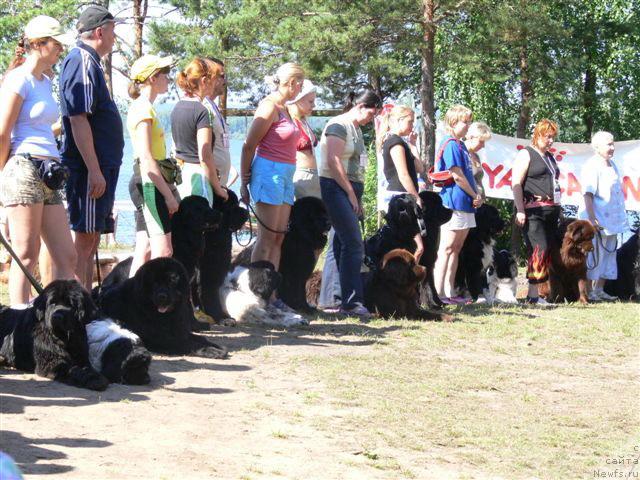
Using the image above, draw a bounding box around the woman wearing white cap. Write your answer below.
[0,15,77,305]
[286,80,320,199]
[126,54,178,272]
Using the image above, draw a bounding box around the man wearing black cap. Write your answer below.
[59,5,124,289]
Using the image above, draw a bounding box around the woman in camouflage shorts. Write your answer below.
[0,16,77,304]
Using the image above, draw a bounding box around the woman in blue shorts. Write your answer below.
[240,63,304,309]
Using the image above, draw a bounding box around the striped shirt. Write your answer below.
[59,42,124,169]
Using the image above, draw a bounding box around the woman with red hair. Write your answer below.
[511,119,561,305]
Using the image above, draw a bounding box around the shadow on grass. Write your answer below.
[199,318,405,353]
[1,430,111,475]
[443,302,540,320]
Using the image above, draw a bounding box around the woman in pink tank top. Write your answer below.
[240,63,304,310]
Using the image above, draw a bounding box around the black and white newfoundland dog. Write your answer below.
[98,257,228,358]
[605,231,640,301]
[86,318,151,385]
[485,249,518,304]
[196,189,250,326]
[417,191,453,309]
[233,196,331,312]
[0,280,109,391]
[364,249,453,322]
[221,261,309,327]
[365,193,422,269]
[455,204,505,300]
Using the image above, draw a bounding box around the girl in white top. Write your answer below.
[0,16,77,304]
[578,131,628,301]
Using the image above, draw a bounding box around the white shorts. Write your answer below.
[441,210,476,231]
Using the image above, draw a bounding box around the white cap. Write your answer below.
[286,79,317,105]
[25,15,75,46]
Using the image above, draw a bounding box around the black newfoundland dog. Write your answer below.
[195,189,250,325]
[98,257,228,358]
[99,195,221,294]
[364,249,453,322]
[365,193,422,269]
[417,191,453,309]
[233,196,331,312]
[0,280,109,391]
[605,231,640,300]
[455,203,505,300]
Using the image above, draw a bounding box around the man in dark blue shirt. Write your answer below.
[59,5,123,288]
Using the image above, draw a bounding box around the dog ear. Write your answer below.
[381,258,412,287]
[32,290,48,321]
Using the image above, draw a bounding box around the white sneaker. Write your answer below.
[595,290,618,301]
[526,296,554,307]
[588,291,602,302]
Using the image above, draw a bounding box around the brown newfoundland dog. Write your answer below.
[539,219,596,304]
[364,249,453,321]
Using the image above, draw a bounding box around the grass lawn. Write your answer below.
[289,302,639,479]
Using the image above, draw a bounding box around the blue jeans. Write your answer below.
[320,177,364,308]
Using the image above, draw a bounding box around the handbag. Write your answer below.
[134,157,182,185]
[427,138,460,188]
[157,157,182,185]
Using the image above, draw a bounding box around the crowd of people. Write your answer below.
[0,7,632,314]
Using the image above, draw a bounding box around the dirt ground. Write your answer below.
[1,322,471,480]
[1,308,638,480]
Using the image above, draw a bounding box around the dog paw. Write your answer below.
[440,313,456,322]
[216,317,237,327]
[193,344,228,359]
[194,310,216,325]
[122,348,152,385]
[86,371,110,391]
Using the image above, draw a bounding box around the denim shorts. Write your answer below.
[0,154,64,206]
[249,155,296,206]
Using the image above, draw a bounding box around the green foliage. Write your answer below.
[0,0,79,71]
[362,144,379,237]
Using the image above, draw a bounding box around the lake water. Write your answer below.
[113,137,244,245]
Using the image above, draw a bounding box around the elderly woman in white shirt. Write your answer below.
[578,131,628,301]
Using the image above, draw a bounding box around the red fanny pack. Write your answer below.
[428,138,460,187]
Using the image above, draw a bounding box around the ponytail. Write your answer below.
[6,38,27,73]
[375,111,392,151]
[374,105,414,151]
[342,88,382,113]
[128,81,141,99]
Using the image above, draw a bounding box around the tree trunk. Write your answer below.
[103,54,113,96]
[99,0,113,96]
[219,36,230,119]
[583,65,596,142]
[132,0,147,58]
[511,44,532,260]
[515,45,532,138]
[420,0,436,169]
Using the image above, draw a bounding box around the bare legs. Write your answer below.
[434,227,469,298]
[250,202,291,270]
[6,203,77,304]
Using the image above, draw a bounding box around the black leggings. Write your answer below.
[523,206,560,284]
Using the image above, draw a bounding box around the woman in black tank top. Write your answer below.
[511,119,561,305]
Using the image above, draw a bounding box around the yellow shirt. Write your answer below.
[126,96,166,160]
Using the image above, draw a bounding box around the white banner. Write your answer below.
[478,133,640,211]
[377,131,640,212]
